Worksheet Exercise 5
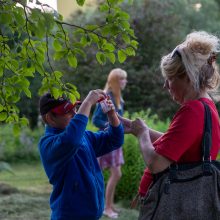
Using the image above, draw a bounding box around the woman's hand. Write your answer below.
[118,115,148,136]
[131,118,148,137]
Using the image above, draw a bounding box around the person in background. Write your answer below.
[38,89,124,220]
[92,68,127,219]
[119,31,220,219]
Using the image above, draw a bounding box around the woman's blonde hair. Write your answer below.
[104,68,127,108]
[161,31,220,96]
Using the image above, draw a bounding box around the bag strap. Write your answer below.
[168,101,213,182]
[200,101,212,162]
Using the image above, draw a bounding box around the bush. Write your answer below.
[0,124,43,163]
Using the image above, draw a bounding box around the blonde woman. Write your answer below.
[92,68,127,219]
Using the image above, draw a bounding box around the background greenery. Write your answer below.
[1,0,220,218]
[49,0,220,122]
[17,0,220,128]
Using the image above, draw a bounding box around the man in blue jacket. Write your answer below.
[38,89,124,220]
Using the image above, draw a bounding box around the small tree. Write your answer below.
[0,0,137,132]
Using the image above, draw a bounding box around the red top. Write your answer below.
[139,98,220,196]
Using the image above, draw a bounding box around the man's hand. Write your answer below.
[117,114,133,134]
[77,89,107,117]
[84,89,107,106]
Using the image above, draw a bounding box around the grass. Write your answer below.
[0,162,139,220]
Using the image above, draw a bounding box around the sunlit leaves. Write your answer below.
[118,50,126,63]
[67,53,77,68]
[96,52,106,65]
[106,52,116,64]
[0,0,137,126]
[53,39,63,51]
[0,112,7,121]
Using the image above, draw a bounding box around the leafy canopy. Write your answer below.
[0,0,137,133]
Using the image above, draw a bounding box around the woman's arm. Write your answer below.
[149,128,164,143]
[132,118,172,174]
[118,115,163,142]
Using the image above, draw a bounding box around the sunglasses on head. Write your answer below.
[51,101,81,115]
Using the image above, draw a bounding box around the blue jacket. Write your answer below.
[38,114,124,220]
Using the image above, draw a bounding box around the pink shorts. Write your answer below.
[97,147,124,170]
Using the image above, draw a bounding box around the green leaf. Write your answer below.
[106,52,116,64]
[51,88,60,99]
[80,36,88,46]
[69,93,77,103]
[76,0,85,6]
[96,52,106,65]
[71,90,80,100]
[89,33,99,44]
[54,71,63,79]
[125,47,135,56]
[66,83,77,90]
[74,48,86,58]
[13,123,20,136]
[108,0,117,5]
[20,117,29,126]
[53,50,67,60]
[23,88,32,98]
[122,34,131,44]
[119,11,130,20]
[53,39,63,51]
[0,104,3,112]
[120,21,130,29]
[67,54,77,68]
[0,66,4,77]
[13,11,25,26]
[118,50,127,63]
[21,77,30,87]
[103,43,115,52]
[0,13,13,24]
[130,40,139,49]
[99,4,109,12]
[85,24,99,31]
[0,112,7,121]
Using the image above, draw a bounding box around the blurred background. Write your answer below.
[1,0,220,219]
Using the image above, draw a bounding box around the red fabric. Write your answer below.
[138,168,153,196]
[138,98,220,196]
[51,101,81,115]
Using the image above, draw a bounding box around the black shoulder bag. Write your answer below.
[138,101,220,220]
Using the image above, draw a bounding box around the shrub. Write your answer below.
[0,124,43,163]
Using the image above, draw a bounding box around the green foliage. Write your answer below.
[0,0,136,130]
[114,133,144,200]
[0,124,43,162]
[58,0,220,121]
